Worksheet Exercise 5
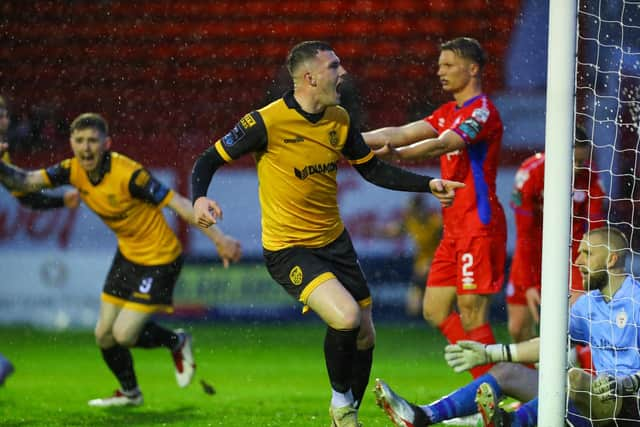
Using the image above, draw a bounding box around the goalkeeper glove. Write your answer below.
[593,373,640,401]
[444,341,516,373]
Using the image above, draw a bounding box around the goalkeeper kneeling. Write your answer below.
[373,227,640,427]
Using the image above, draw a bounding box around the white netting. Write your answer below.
[569,0,640,424]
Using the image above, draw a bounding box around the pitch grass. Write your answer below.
[0,322,510,426]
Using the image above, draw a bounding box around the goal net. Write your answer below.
[567,0,640,424]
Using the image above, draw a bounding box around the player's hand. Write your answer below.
[63,189,80,209]
[429,179,465,207]
[525,287,541,323]
[194,196,222,228]
[593,373,640,401]
[214,234,242,268]
[0,142,8,158]
[444,340,489,373]
[373,143,401,162]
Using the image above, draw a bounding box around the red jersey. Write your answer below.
[508,153,605,290]
[426,94,506,238]
[509,153,545,289]
[572,166,606,245]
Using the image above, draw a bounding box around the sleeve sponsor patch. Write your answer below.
[129,168,170,205]
[457,117,482,140]
[239,114,256,129]
[134,169,151,188]
[221,123,246,147]
[471,107,490,123]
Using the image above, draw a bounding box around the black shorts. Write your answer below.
[263,229,371,311]
[102,249,184,314]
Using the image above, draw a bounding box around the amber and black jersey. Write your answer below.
[40,151,181,265]
[192,91,434,251]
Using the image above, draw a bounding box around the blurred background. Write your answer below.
[0,0,638,329]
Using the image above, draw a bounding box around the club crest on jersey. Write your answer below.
[222,123,246,147]
[328,130,339,147]
[616,309,628,328]
[472,107,490,123]
[289,266,303,286]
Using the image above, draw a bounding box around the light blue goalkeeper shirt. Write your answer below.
[570,275,640,376]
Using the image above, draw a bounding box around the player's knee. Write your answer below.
[112,327,137,348]
[457,303,487,330]
[94,326,114,348]
[422,303,445,327]
[326,307,360,330]
[357,328,376,350]
[487,362,513,384]
[507,320,530,343]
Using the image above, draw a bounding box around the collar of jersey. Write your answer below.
[284,90,325,124]
[87,150,112,186]
[455,93,485,110]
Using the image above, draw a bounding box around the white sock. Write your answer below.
[331,388,354,408]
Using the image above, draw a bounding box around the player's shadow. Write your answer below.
[96,406,204,426]
[5,406,207,426]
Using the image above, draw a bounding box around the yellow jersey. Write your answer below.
[213,92,374,250]
[41,151,181,265]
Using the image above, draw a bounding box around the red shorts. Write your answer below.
[505,280,539,306]
[427,234,506,294]
[507,257,583,306]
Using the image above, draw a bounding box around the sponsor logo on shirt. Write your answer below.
[239,114,256,129]
[294,161,338,180]
[284,136,305,144]
[134,170,151,187]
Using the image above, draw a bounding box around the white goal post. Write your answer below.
[538,0,577,424]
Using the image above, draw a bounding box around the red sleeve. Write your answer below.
[587,171,606,230]
[425,107,443,132]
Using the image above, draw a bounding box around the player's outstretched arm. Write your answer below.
[169,193,242,268]
[444,338,541,373]
[375,130,465,162]
[362,120,437,149]
[0,156,50,194]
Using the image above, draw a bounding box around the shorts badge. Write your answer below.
[289,266,303,286]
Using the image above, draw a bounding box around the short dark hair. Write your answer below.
[286,41,334,76]
[587,226,629,267]
[574,125,589,147]
[70,113,109,136]
[441,37,487,69]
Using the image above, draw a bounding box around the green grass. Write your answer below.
[0,322,509,426]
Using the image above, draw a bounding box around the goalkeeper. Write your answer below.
[374,226,640,427]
